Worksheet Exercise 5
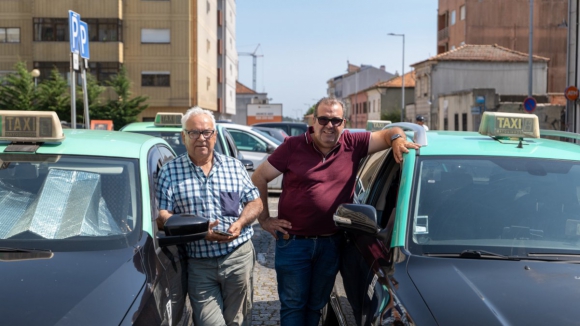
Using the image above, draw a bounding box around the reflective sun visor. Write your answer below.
[478,112,540,139]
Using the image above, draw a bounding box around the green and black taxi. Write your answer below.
[327,112,580,325]
[0,111,207,326]
[120,112,252,170]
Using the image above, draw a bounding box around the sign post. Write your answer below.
[68,10,90,129]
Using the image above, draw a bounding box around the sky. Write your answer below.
[236,0,439,120]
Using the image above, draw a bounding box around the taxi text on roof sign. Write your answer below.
[154,113,183,127]
[0,111,64,142]
[478,112,540,139]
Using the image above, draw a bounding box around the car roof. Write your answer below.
[119,121,182,132]
[0,129,165,158]
[413,130,580,160]
[252,122,308,126]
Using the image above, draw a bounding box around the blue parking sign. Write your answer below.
[69,10,80,54]
[79,20,90,59]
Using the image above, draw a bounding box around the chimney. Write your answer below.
[380,65,386,71]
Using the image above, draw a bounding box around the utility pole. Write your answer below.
[239,44,263,91]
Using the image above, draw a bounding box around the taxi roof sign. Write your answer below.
[154,113,183,127]
[0,111,65,142]
[478,112,539,139]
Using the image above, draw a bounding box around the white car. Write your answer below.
[218,123,283,192]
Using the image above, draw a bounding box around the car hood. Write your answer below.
[0,246,145,326]
[408,255,580,325]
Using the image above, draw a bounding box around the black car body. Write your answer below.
[325,116,580,326]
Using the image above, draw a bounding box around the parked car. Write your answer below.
[0,110,207,326]
[219,123,283,192]
[120,112,253,171]
[252,122,308,136]
[324,112,580,326]
[252,126,288,143]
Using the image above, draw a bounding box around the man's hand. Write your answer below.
[205,220,239,243]
[391,137,420,163]
[260,216,292,239]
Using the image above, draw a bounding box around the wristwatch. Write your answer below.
[390,133,403,143]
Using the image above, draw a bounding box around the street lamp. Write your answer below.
[31,69,40,88]
[388,33,405,122]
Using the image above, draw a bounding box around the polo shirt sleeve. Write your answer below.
[267,137,292,173]
[237,160,260,203]
[156,165,174,212]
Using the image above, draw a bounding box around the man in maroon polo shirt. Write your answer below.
[251,98,419,326]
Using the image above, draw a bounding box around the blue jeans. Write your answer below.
[275,232,344,326]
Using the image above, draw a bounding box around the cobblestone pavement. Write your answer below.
[251,195,281,325]
[250,196,355,326]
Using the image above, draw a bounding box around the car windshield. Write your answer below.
[0,154,140,251]
[252,129,282,145]
[409,156,580,256]
[131,131,186,155]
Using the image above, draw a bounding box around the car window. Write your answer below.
[354,149,389,204]
[221,128,241,159]
[228,129,269,153]
[0,154,140,251]
[290,127,305,136]
[410,156,580,255]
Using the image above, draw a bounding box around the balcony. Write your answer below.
[437,27,449,42]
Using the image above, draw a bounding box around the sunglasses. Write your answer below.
[315,117,345,127]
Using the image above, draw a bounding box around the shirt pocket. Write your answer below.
[220,191,240,217]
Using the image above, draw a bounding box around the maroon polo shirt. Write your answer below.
[267,127,370,236]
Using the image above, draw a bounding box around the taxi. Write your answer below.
[326,112,580,326]
[120,112,253,170]
[0,111,207,326]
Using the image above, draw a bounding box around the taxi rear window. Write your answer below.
[410,156,580,255]
[0,155,140,251]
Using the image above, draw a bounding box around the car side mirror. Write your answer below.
[241,159,254,172]
[157,214,208,247]
[266,144,276,154]
[333,204,379,236]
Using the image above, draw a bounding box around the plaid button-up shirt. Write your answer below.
[156,151,260,258]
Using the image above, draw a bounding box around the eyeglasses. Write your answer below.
[184,129,215,139]
[315,117,345,127]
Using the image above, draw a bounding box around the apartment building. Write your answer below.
[438,0,567,93]
[0,0,233,121]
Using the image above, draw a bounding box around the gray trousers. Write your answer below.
[188,240,255,326]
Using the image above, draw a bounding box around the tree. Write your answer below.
[36,68,70,120]
[0,61,37,110]
[104,65,149,130]
[382,111,401,123]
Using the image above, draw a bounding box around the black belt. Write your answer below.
[282,233,336,240]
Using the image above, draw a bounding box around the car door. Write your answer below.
[134,144,189,326]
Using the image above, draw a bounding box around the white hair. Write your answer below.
[181,106,216,129]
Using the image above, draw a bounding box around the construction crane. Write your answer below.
[238,44,263,91]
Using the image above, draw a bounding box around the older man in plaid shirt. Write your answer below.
[156,106,262,326]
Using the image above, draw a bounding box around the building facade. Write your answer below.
[234,81,269,125]
[411,44,549,130]
[437,0,567,93]
[0,0,228,122]
[217,0,238,120]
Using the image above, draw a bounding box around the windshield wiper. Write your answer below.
[425,250,520,260]
[459,249,516,260]
[0,247,51,253]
